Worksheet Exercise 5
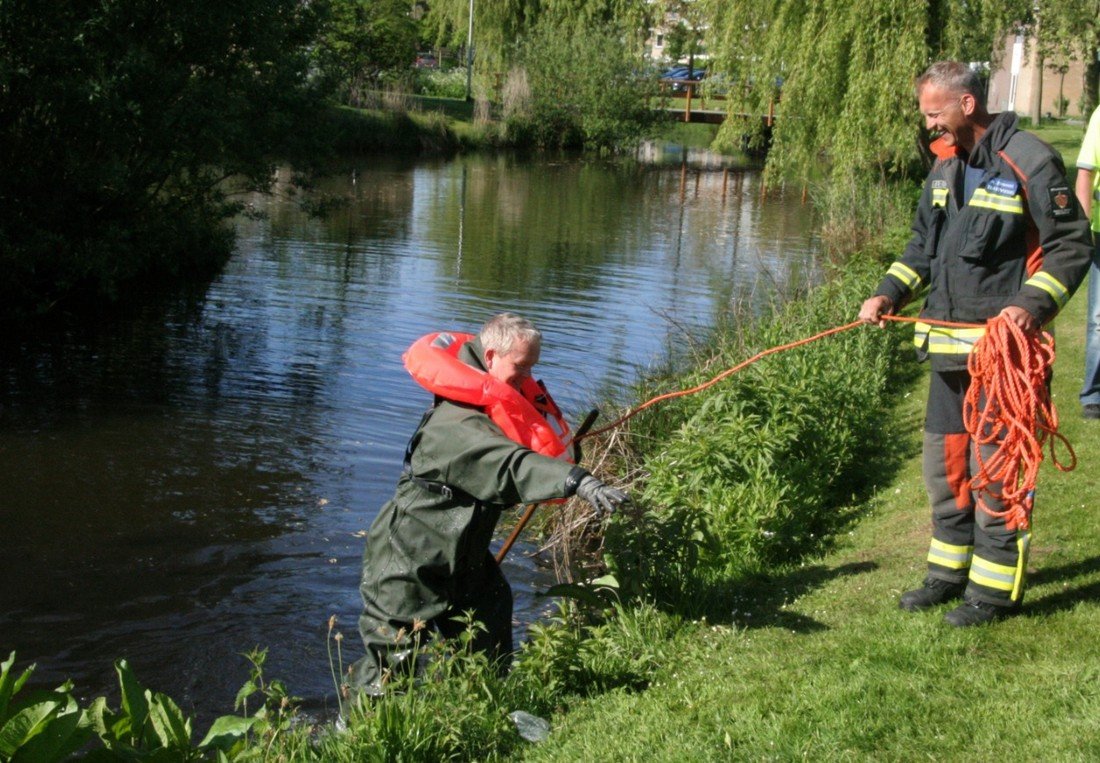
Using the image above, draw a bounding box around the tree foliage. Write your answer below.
[504,20,657,151]
[421,0,654,96]
[1029,0,1100,114]
[708,0,929,185]
[658,0,707,73]
[313,0,420,105]
[0,0,325,316]
[704,0,1100,188]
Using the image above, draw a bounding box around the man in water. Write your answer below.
[350,312,627,694]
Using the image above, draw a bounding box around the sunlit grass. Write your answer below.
[524,250,1100,763]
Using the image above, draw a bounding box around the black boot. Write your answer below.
[944,599,1018,627]
[898,578,965,612]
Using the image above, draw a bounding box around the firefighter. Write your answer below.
[859,61,1092,626]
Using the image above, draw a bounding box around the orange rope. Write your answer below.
[577,313,1075,533]
[579,320,865,441]
[961,316,1075,531]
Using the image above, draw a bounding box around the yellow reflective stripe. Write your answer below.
[913,322,987,355]
[1012,531,1031,602]
[932,188,948,207]
[970,555,1018,592]
[969,189,1025,214]
[887,262,922,291]
[928,539,973,570]
[1026,272,1071,308]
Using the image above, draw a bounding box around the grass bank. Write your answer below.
[522,260,1100,762]
[326,97,749,156]
[517,122,1100,761]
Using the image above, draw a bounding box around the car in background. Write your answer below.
[660,65,706,93]
[414,52,438,69]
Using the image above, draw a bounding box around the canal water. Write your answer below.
[0,148,819,720]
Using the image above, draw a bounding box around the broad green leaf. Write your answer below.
[8,694,92,763]
[541,583,616,608]
[114,659,149,742]
[0,652,34,723]
[198,714,259,751]
[0,696,62,756]
[589,574,620,589]
[147,692,192,749]
[85,698,106,740]
[233,680,257,711]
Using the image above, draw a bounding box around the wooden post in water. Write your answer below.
[722,168,729,202]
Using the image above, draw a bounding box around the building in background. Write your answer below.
[987,33,1087,120]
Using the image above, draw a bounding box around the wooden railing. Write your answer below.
[655,80,776,127]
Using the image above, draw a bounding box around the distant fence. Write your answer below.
[654,80,777,127]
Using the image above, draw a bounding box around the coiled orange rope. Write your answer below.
[578,313,1075,532]
[962,316,1075,530]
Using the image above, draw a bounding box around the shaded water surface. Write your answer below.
[0,150,818,717]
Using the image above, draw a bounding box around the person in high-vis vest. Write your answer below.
[1074,104,1100,420]
[859,61,1092,627]
[349,313,628,696]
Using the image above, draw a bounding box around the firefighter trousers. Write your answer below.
[922,371,1030,608]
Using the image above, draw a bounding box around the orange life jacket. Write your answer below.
[403,332,574,461]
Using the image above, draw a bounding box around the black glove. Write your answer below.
[575,474,628,518]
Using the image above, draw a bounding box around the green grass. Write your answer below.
[520,257,1100,759]
[1034,121,1089,174]
[410,94,476,122]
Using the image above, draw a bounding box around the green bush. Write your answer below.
[505,20,659,151]
[0,650,269,762]
[606,256,916,610]
[0,0,325,318]
[308,604,673,761]
[0,652,91,762]
[416,68,469,99]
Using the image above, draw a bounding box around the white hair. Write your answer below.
[479,312,541,355]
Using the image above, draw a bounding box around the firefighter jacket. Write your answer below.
[874,111,1093,372]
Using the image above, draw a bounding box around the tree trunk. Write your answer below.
[1085,49,1100,119]
[1029,49,1044,123]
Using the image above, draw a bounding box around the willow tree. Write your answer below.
[706,0,1098,193]
[420,0,653,96]
[709,1,1009,188]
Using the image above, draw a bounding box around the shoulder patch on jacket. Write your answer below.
[1047,186,1075,218]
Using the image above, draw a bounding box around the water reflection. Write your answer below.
[0,150,818,719]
